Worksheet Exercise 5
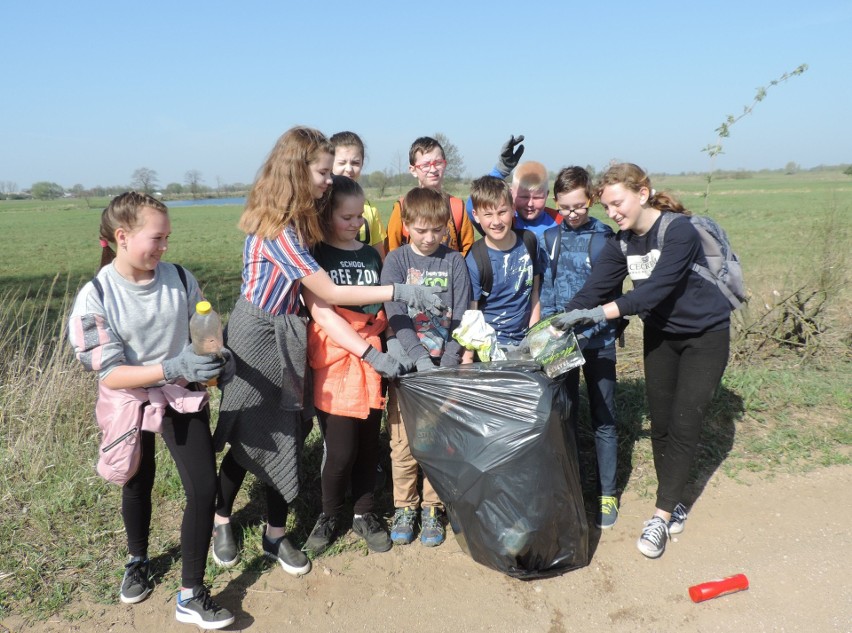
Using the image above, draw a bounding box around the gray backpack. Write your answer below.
[620,212,747,310]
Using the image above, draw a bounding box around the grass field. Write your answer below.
[0,171,850,621]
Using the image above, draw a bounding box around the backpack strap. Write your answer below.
[587,232,605,267]
[449,196,465,237]
[468,238,493,309]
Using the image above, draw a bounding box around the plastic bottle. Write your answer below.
[688,574,749,603]
[190,301,223,386]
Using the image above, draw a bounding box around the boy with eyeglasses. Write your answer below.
[386,136,476,256]
[539,166,622,530]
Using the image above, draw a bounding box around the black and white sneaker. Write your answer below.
[175,585,234,630]
[119,558,152,604]
[211,523,240,568]
[669,503,688,535]
[262,534,312,576]
[637,516,670,558]
[352,512,392,553]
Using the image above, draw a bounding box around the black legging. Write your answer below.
[643,327,729,513]
[317,408,382,516]
[216,450,288,527]
[122,408,216,588]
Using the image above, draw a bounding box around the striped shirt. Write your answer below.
[241,226,320,315]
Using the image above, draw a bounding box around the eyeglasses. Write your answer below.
[414,159,447,172]
[560,205,590,217]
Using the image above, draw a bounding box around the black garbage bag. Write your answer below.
[396,361,589,579]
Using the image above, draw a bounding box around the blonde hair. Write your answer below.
[511,161,549,192]
[239,126,334,245]
[596,163,689,215]
[99,191,168,270]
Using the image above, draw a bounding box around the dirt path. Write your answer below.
[7,465,850,633]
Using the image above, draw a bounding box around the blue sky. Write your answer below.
[2,1,850,189]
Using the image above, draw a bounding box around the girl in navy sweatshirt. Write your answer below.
[555,163,731,559]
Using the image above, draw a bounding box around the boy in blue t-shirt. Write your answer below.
[539,166,620,530]
[464,176,541,359]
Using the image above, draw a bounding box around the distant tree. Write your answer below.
[433,132,465,181]
[843,166,852,176]
[368,170,390,197]
[130,167,159,194]
[0,181,18,198]
[784,161,800,175]
[70,184,86,196]
[184,170,203,198]
[31,181,64,199]
[165,182,184,195]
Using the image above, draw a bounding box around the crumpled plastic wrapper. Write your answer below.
[522,314,585,378]
[452,310,506,362]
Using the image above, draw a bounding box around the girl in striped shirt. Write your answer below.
[211,127,443,575]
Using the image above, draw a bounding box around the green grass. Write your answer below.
[1,170,851,622]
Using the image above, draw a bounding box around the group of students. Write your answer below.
[68,126,733,629]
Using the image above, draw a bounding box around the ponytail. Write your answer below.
[99,238,115,271]
[648,191,690,216]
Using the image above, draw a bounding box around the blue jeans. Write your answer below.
[563,344,618,496]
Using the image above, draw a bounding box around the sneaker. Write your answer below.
[262,534,312,576]
[120,558,152,604]
[669,502,688,535]
[389,507,418,545]
[352,512,392,553]
[175,585,235,630]
[596,495,619,529]
[303,513,339,556]
[420,507,446,547]
[211,523,240,568]
[636,516,670,559]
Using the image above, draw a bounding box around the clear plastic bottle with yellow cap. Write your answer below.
[190,300,224,386]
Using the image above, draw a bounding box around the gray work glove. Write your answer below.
[162,344,224,383]
[386,336,415,372]
[552,307,607,331]
[363,347,405,380]
[415,355,436,373]
[393,283,446,316]
[219,348,236,386]
[494,134,525,177]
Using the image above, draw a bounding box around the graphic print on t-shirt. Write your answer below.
[627,249,661,281]
[406,268,452,358]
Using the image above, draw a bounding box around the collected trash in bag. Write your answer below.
[452,309,505,362]
[522,314,585,378]
[397,362,589,578]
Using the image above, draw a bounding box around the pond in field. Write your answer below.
[167,197,246,207]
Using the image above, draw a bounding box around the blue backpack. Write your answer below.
[619,213,747,310]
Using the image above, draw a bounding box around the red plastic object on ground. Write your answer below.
[689,574,749,602]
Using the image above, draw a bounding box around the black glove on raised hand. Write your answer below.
[552,307,607,331]
[162,344,224,383]
[494,134,525,177]
[415,355,436,373]
[219,348,236,386]
[363,347,405,380]
[393,283,446,316]
[386,336,415,372]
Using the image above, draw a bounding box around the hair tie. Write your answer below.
[99,239,108,248]
[650,189,657,197]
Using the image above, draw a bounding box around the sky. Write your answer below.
[2,0,851,190]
